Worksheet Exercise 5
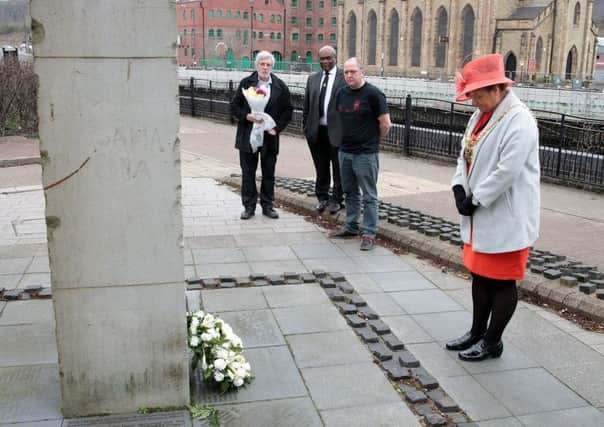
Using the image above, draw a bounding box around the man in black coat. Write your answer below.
[230,51,293,220]
[303,45,346,214]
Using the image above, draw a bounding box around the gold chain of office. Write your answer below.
[463,104,527,163]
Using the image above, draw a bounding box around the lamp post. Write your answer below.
[199,0,205,67]
[380,52,384,77]
[249,0,254,63]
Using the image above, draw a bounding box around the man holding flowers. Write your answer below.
[230,51,293,220]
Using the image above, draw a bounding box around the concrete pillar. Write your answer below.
[31,0,188,416]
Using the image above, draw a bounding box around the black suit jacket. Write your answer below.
[230,71,293,154]
[302,67,346,146]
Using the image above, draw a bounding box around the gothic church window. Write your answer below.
[368,10,377,65]
[389,9,399,66]
[411,8,423,67]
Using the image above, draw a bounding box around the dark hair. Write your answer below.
[485,83,508,92]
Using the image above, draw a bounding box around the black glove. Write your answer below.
[452,185,466,213]
[458,195,477,216]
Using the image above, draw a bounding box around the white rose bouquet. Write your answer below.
[187,310,253,393]
[242,86,276,153]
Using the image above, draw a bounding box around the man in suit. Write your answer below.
[230,51,293,220]
[303,45,346,215]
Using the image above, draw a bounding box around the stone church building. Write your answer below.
[336,0,598,81]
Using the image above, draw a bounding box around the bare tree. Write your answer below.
[0,59,38,136]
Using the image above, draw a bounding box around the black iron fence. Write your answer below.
[179,77,604,191]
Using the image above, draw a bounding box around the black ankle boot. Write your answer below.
[445,331,484,351]
[458,339,503,361]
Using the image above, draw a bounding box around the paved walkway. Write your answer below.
[1,166,604,425]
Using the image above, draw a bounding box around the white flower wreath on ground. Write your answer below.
[187,310,253,393]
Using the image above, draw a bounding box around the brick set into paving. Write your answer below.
[222,175,604,322]
[187,271,474,427]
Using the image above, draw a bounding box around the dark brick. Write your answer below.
[434,396,460,412]
[319,278,336,288]
[425,229,441,237]
[300,273,316,283]
[312,269,327,278]
[283,272,300,280]
[560,276,578,287]
[354,327,379,343]
[450,237,463,246]
[597,290,604,300]
[219,282,236,288]
[414,404,433,417]
[3,290,20,300]
[424,414,447,427]
[530,265,546,274]
[0,287,4,294]
[253,279,269,287]
[387,216,400,224]
[381,360,409,379]
[268,275,285,285]
[409,222,421,230]
[426,389,445,400]
[38,288,52,298]
[378,212,388,220]
[396,219,410,227]
[345,314,367,328]
[573,273,590,283]
[439,234,451,241]
[218,275,236,283]
[325,288,346,302]
[249,273,266,281]
[449,413,471,424]
[186,283,202,291]
[589,271,604,280]
[201,278,219,289]
[592,279,604,289]
[398,383,416,394]
[398,351,420,368]
[405,390,428,404]
[368,319,391,335]
[235,276,252,286]
[417,374,439,390]
[335,302,358,314]
[543,269,562,280]
[357,306,379,319]
[329,272,346,282]
[286,279,303,285]
[580,283,597,295]
[367,342,393,361]
[382,333,405,350]
[186,277,202,284]
[344,293,367,307]
[337,281,355,294]
[19,292,31,300]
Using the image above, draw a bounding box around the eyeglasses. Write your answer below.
[319,56,333,60]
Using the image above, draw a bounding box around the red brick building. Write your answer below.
[176,0,338,70]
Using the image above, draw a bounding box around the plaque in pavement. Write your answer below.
[64,411,191,426]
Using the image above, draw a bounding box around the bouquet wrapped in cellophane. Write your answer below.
[242,86,275,153]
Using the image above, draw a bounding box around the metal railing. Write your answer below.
[179,77,604,191]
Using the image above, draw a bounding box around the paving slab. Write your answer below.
[436,375,512,421]
[197,397,322,427]
[518,406,604,427]
[185,235,237,249]
[300,362,402,411]
[0,365,62,424]
[475,419,523,427]
[406,342,466,377]
[25,256,50,274]
[200,287,267,313]
[549,361,604,407]
[411,310,472,342]
[368,271,436,292]
[16,272,50,289]
[242,246,298,262]
[0,324,57,366]
[192,248,246,264]
[192,346,307,405]
[334,241,393,257]
[64,411,191,427]
[389,289,464,314]
[263,283,330,308]
[195,262,252,278]
[286,330,373,368]
[0,421,62,427]
[353,255,416,273]
[0,258,31,275]
[290,243,347,259]
[475,367,587,416]
[344,273,382,293]
[272,303,349,335]
[248,260,308,274]
[452,342,540,375]
[217,309,286,348]
[0,300,54,326]
[321,402,420,427]
[420,271,471,290]
[359,292,407,316]
[382,314,433,344]
[302,257,364,274]
[0,274,21,289]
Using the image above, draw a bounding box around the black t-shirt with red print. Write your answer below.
[335,82,389,154]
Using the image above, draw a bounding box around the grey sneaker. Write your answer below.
[360,236,375,251]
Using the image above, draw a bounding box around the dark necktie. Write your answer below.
[319,71,329,118]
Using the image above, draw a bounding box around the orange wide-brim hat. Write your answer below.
[454,53,514,102]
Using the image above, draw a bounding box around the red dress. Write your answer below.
[463,112,530,280]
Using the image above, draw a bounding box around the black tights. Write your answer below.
[470,273,518,344]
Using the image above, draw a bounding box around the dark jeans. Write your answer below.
[308,126,343,204]
[239,149,276,212]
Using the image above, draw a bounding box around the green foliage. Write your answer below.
[188,405,220,427]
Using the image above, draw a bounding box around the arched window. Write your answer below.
[191,29,195,42]
[291,50,298,63]
[566,45,578,79]
[183,29,188,40]
[306,51,313,64]
[434,7,448,68]
[461,5,475,65]
[191,9,195,21]
[367,10,377,65]
[411,8,422,67]
[535,37,543,72]
[505,52,517,80]
[347,12,357,58]
[573,2,581,25]
[208,29,214,38]
[389,9,399,66]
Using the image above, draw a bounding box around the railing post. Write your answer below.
[556,113,566,178]
[189,77,195,117]
[209,80,214,115]
[448,102,455,156]
[403,94,412,156]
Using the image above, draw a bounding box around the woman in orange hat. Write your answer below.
[446,53,540,361]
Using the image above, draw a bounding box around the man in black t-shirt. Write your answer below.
[329,57,391,251]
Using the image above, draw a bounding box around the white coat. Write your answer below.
[451,90,540,254]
